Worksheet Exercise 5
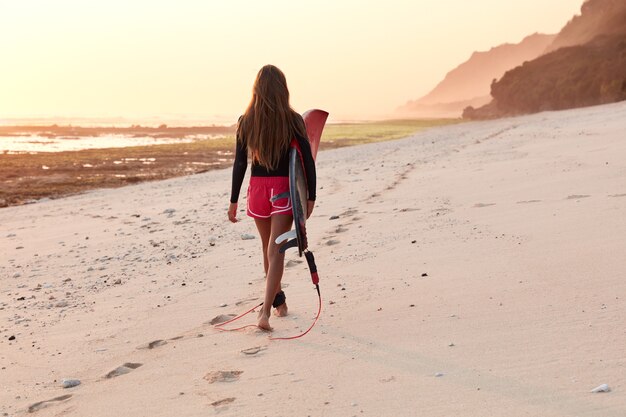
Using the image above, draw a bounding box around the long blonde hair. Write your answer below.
[237,65,306,170]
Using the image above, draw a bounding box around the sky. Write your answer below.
[0,0,585,123]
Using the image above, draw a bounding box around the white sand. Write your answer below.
[2,102,626,416]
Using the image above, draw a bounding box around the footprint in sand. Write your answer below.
[609,193,626,198]
[211,397,235,407]
[137,340,167,350]
[28,394,72,413]
[334,226,348,233]
[285,259,303,268]
[208,314,237,325]
[566,194,590,200]
[204,370,243,383]
[235,297,262,306]
[105,362,143,379]
[241,346,265,355]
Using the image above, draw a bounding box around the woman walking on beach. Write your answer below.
[228,65,316,331]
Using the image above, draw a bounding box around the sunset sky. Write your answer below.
[1,0,584,123]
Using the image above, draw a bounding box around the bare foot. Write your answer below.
[257,312,272,331]
[274,303,288,317]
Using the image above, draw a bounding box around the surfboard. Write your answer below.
[275,109,328,256]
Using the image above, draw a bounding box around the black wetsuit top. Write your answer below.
[230,120,316,204]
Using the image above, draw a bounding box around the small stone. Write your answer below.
[61,379,81,388]
[590,384,611,393]
[113,279,122,285]
[13,272,21,278]
[241,233,256,240]
[219,303,228,308]
[421,273,428,277]
[8,335,16,341]
[55,300,69,308]
[435,372,444,377]
[448,343,455,347]
[411,240,416,244]
[329,215,340,220]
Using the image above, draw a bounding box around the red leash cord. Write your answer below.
[270,285,321,341]
[214,302,263,332]
[213,285,321,339]
[215,251,321,339]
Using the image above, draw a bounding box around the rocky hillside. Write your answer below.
[465,0,626,119]
[396,33,555,118]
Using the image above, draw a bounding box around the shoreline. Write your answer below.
[0,119,459,208]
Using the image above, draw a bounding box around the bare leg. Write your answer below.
[258,214,293,330]
[254,218,271,276]
[254,217,287,317]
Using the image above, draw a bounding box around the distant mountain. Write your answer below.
[396,33,556,118]
[465,0,626,119]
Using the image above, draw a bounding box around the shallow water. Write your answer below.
[0,134,224,153]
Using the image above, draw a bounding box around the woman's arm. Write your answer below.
[230,135,248,204]
[296,133,316,202]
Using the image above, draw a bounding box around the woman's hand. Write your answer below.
[306,200,315,219]
[228,202,238,223]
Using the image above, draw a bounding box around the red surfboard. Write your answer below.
[276,109,328,257]
[302,109,329,160]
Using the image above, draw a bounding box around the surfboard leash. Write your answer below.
[269,249,321,340]
[214,250,322,340]
[214,302,264,332]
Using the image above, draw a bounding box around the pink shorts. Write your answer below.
[246,176,292,219]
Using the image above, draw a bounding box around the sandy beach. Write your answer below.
[2,102,626,416]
